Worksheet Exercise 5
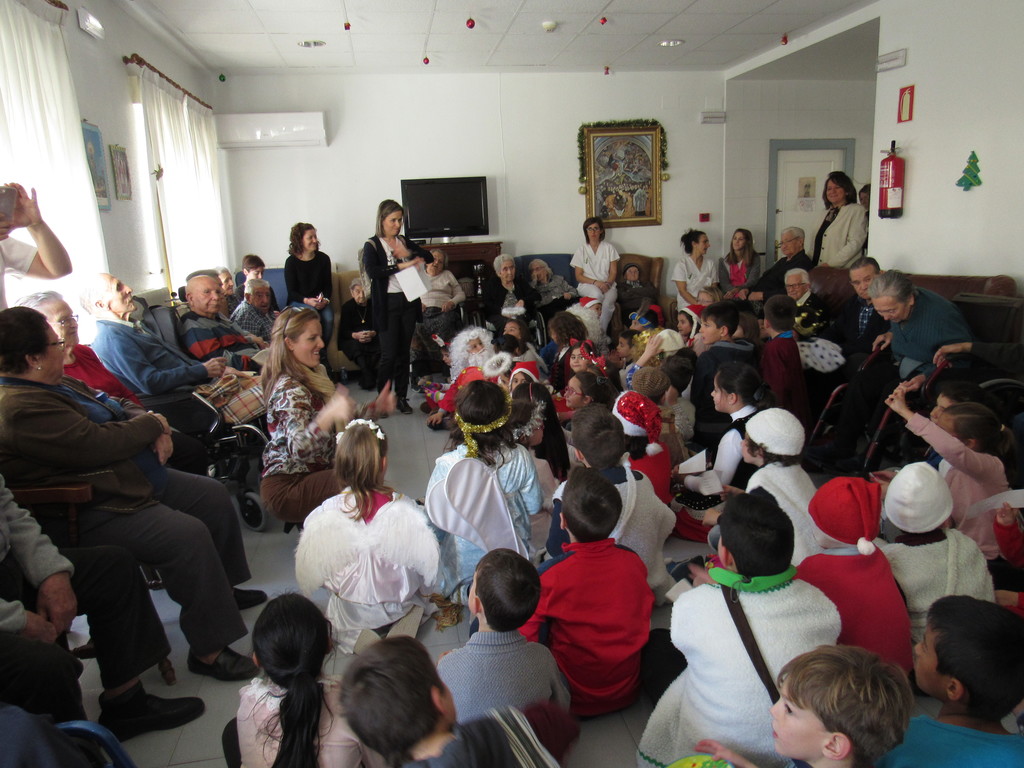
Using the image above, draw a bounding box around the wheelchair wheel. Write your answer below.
[237,490,269,532]
[981,378,1024,423]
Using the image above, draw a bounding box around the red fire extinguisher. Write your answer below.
[878,140,904,219]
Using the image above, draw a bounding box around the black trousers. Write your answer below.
[832,359,900,456]
[0,546,169,721]
[377,293,419,399]
[340,338,381,384]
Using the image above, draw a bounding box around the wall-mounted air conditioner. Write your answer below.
[215,112,326,149]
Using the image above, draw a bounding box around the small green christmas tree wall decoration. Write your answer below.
[956,151,981,191]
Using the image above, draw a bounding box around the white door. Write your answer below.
[772,148,845,260]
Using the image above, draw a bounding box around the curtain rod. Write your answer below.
[122,53,213,111]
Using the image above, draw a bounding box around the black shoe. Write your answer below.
[99,682,205,741]
[397,398,413,415]
[187,647,258,681]
[233,587,267,610]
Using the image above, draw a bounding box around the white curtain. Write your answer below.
[0,0,106,304]
[136,69,227,287]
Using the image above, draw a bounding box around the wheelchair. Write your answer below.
[810,352,1024,474]
[191,389,271,531]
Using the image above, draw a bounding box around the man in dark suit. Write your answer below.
[736,226,814,303]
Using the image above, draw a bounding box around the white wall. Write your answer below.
[62,0,214,290]
[869,0,1024,284]
[724,78,876,256]
[216,70,725,294]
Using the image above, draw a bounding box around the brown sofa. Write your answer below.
[810,265,1023,344]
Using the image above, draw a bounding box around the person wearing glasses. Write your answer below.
[783,267,830,338]
[818,256,888,372]
[17,291,211,477]
[807,270,973,471]
[734,226,814,305]
[0,306,267,683]
[571,217,619,334]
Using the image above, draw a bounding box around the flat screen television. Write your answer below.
[400,176,489,239]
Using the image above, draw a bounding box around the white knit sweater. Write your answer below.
[637,580,840,768]
[746,463,822,565]
[880,530,994,643]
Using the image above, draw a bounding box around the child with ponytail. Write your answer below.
[236,593,386,768]
[296,421,439,653]
[886,388,1014,562]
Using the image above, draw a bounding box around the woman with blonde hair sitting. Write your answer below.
[260,306,393,524]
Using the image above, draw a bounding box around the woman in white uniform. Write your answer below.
[570,216,618,334]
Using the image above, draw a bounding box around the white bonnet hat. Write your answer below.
[883,462,954,533]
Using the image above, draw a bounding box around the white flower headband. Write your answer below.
[337,418,385,443]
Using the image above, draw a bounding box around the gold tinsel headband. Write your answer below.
[454,388,513,458]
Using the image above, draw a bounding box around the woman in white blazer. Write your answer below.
[812,171,867,269]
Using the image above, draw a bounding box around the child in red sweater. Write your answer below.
[796,476,913,671]
[521,466,654,716]
[760,295,811,430]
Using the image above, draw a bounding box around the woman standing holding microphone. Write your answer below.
[362,199,433,414]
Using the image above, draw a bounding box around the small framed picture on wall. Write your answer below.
[110,144,132,201]
[81,121,111,210]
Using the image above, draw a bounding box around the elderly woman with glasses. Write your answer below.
[16,291,210,475]
[572,216,619,333]
[807,270,973,470]
[420,249,465,341]
[529,258,577,322]
[480,253,539,333]
[0,306,267,681]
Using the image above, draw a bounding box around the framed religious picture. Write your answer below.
[582,124,662,227]
[81,121,111,210]
[110,144,132,201]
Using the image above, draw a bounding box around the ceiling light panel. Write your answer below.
[687,0,775,13]
[656,13,749,36]
[349,32,427,53]
[698,33,779,52]
[158,9,264,34]
[255,11,349,34]
[346,11,431,34]
[519,0,608,10]
[582,13,676,34]
[250,0,340,9]
[427,33,504,53]
[729,13,818,35]
[270,33,352,56]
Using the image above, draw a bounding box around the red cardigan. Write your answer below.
[65,345,142,405]
[521,538,653,716]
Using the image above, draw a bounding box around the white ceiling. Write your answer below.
[733,18,879,81]
[121,0,876,76]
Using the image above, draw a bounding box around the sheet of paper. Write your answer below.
[396,263,429,300]
[676,450,707,474]
[964,489,1024,521]
[698,471,724,495]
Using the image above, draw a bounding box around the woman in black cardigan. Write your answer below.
[481,252,539,332]
[361,199,433,414]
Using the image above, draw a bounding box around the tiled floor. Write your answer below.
[68,392,988,768]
